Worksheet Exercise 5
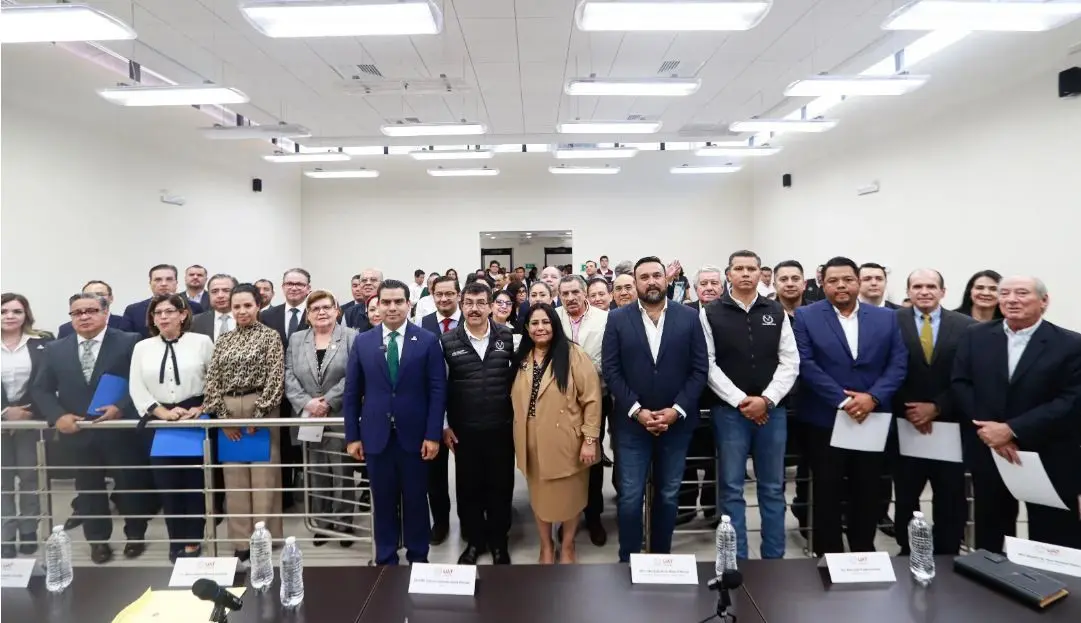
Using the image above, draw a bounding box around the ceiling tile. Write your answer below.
[473,63,520,93]
[517,18,573,64]
[459,18,519,64]
[519,62,565,95]
[515,0,576,19]
[451,0,515,19]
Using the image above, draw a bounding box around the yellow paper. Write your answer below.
[112,587,247,623]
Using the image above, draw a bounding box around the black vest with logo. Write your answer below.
[703,294,785,398]
[440,322,515,431]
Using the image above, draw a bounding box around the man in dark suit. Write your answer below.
[802,265,825,303]
[57,280,131,338]
[122,264,201,338]
[774,260,812,535]
[181,264,210,310]
[602,256,708,563]
[344,279,446,565]
[892,269,975,555]
[343,269,381,331]
[793,256,907,555]
[859,262,901,310]
[953,276,1081,551]
[339,274,365,323]
[418,275,460,545]
[191,274,237,342]
[32,293,154,564]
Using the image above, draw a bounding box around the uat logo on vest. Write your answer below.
[761,314,776,326]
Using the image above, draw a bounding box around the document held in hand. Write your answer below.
[217,427,271,463]
[896,419,963,463]
[296,409,325,443]
[151,415,209,458]
[991,450,1068,510]
[829,410,891,452]
[87,373,128,416]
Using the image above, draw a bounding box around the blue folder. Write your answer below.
[87,374,128,416]
[217,427,271,463]
[150,415,209,458]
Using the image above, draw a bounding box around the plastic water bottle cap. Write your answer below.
[52,526,64,534]
[255,521,266,529]
[913,511,924,519]
[285,536,296,545]
[721,515,731,523]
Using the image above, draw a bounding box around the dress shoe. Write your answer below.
[169,549,180,564]
[457,543,485,565]
[490,546,511,565]
[63,516,83,531]
[123,542,146,559]
[90,544,114,564]
[585,518,607,547]
[19,532,38,556]
[429,522,449,546]
[1,544,16,559]
[879,517,896,538]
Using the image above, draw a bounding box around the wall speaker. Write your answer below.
[252,178,263,193]
[1060,67,1080,98]
[782,173,792,188]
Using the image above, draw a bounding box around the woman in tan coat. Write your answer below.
[512,303,601,564]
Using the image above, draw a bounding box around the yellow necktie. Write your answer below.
[919,313,934,363]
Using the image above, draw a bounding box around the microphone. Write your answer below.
[707,569,743,591]
[192,578,242,621]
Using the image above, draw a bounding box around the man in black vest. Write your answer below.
[440,282,516,565]
[699,250,799,560]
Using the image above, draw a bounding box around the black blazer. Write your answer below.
[190,310,216,341]
[57,314,132,339]
[31,329,140,443]
[182,291,210,310]
[1,336,52,418]
[885,300,901,310]
[123,297,203,338]
[261,304,310,351]
[892,308,975,423]
[343,304,372,332]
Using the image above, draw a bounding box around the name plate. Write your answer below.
[629,553,699,585]
[824,552,896,584]
[168,556,239,587]
[408,563,477,596]
[0,559,36,588]
[1006,537,1081,579]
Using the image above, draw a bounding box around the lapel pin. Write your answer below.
[330,344,337,350]
[410,336,417,341]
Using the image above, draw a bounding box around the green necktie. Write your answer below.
[387,330,400,384]
[919,313,934,364]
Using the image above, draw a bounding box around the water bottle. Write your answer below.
[249,521,274,592]
[279,536,304,608]
[45,526,73,593]
[715,515,738,576]
[908,511,936,586]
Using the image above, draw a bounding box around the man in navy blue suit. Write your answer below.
[57,280,131,337]
[793,256,907,555]
[344,279,446,565]
[122,264,201,337]
[602,256,708,562]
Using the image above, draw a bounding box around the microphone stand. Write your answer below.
[208,604,230,623]
[695,589,737,623]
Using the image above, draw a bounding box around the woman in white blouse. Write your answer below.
[129,294,213,562]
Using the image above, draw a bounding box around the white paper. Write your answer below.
[829,411,892,452]
[408,563,477,596]
[1006,537,1081,579]
[629,554,699,585]
[168,556,239,587]
[992,450,1068,510]
[297,409,325,443]
[825,552,897,584]
[897,420,963,463]
[0,558,36,588]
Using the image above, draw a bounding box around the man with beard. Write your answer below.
[603,257,707,562]
[344,269,380,331]
[611,274,637,308]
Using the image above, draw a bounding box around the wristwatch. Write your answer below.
[145,403,160,416]
[763,397,775,409]
[584,436,597,445]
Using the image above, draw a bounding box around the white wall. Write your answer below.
[482,235,573,273]
[750,69,1081,325]
[300,157,753,297]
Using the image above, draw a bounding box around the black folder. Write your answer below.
[954,550,1069,609]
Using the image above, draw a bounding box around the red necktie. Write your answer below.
[441,318,452,333]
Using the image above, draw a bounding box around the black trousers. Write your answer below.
[151,456,206,551]
[787,417,810,529]
[429,437,451,527]
[878,428,897,522]
[454,427,515,547]
[806,425,885,555]
[585,395,613,521]
[894,456,966,555]
[677,419,717,519]
[69,430,156,543]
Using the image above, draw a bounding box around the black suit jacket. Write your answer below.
[1,336,52,418]
[182,291,210,310]
[803,281,825,303]
[123,297,202,338]
[190,310,217,341]
[261,304,309,351]
[343,304,372,332]
[57,314,131,339]
[31,329,140,443]
[892,308,975,423]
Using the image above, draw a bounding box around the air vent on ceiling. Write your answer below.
[678,122,738,137]
[357,63,383,78]
[657,60,680,74]
[626,114,646,121]
[394,117,422,124]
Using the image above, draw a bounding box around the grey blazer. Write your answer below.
[284,324,358,444]
[191,311,216,341]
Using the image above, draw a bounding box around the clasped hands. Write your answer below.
[637,407,679,436]
[841,390,877,423]
[345,439,440,463]
[973,419,1021,465]
[56,404,124,434]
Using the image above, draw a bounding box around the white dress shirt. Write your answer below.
[213,311,234,342]
[1005,319,1042,380]
[382,323,406,363]
[412,296,436,325]
[1,334,33,404]
[629,300,686,419]
[76,328,107,368]
[699,301,800,408]
[436,308,463,332]
[465,323,491,360]
[835,302,860,359]
[409,282,425,304]
[129,332,214,414]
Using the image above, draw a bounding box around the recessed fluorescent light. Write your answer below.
[671,164,743,174]
[241,0,443,37]
[883,0,1081,32]
[0,4,137,43]
[557,121,661,134]
[200,123,311,140]
[304,169,379,178]
[342,146,386,156]
[784,75,929,97]
[427,167,499,177]
[565,77,702,96]
[549,165,621,175]
[409,149,494,161]
[576,1,771,31]
[695,145,781,157]
[554,147,638,160]
[264,152,351,163]
[381,122,486,137]
[729,119,839,133]
[97,84,249,107]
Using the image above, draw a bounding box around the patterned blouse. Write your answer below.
[527,359,546,419]
[203,322,284,418]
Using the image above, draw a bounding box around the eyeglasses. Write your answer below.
[461,301,490,310]
[434,292,458,300]
[493,300,512,307]
[309,304,335,314]
[152,308,180,318]
[69,309,103,319]
[283,281,310,289]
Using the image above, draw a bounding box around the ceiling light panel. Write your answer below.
[554,147,639,159]
[576,1,772,32]
[549,166,622,175]
[200,123,311,140]
[381,122,486,137]
[671,165,743,174]
[695,145,781,157]
[409,149,494,160]
[0,4,137,43]
[784,75,929,97]
[97,85,249,107]
[565,78,702,96]
[557,121,662,134]
[264,152,351,163]
[241,0,443,37]
[729,119,839,133]
[883,0,1081,32]
[304,169,379,178]
[427,167,499,177]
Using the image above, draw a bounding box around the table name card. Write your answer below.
[1006,537,1081,579]
[0,558,36,588]
[824,552,897,584]
[168,556,238,587]
[408,563,477,596]
[629,553,699,585]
